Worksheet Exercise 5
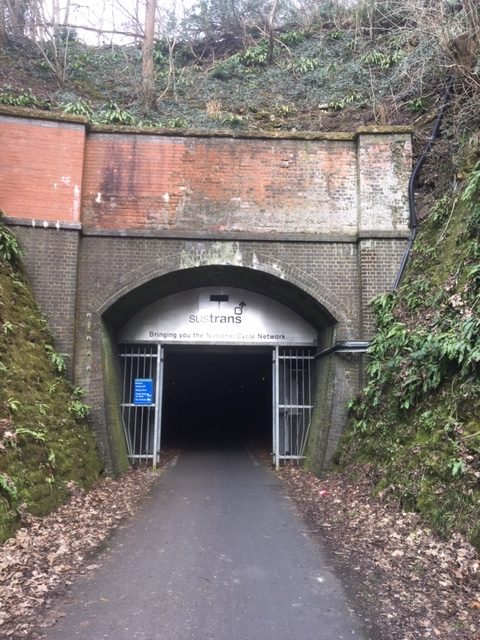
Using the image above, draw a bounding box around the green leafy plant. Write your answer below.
[45,345,67,374]
[406,97,427,113]
[99,101,137,125]
[361,49,403,69]
[0,473,17,502]
[7,398,20,413]
[0,88,50,109]
[449,459,466,477]
[2,320,14,335]
[62,99,93,118]
[0,214,23,264]
[47,380,61,395]
[67,387,90,420]
[291,56,319,74]
[240,41,269,67]
[166,116,187,128]
[429,195,450,227]
[15,427,46,442]
[279,29,306,46]
[328,91,363,111]
[48,449,56,467]
[326,30,343,41]
[220,113,244,127]
[37,403,49,416]
[461,160,480,212]
[211,55,243,80]
[403,277,431,311]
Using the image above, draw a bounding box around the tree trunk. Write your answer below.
[63,0,71,26]
[141,0,157,111]
[0,0,6,48]
[267,0,279,65]
[9,0,26,39]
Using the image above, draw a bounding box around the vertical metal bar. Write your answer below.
[146,347,152,458]
[272,348,276,467]
[274,346,280,470]
[120,347,131,456]
[296,351,301,458]
[300,351,305,455]
[128,349,133,457]
[281,347,284,464]
[285,349,295,455]
[280,348,285,460]
[152,344,164,468]
[142,347,147,459]
[142,347,147,462]
[134,347,140,461]
[305,352,311,452]
[145,348,151,457]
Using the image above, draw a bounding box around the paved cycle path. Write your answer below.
[43,445,371,640]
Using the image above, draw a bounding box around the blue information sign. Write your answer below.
[133,378,154,405]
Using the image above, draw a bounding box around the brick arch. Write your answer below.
[92,249,350,329]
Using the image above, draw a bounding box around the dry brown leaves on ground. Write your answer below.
[279,465,480,640]
[0,467,159,639]
[2,455,478,640]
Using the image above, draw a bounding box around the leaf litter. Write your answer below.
[278,464,479,640]
[0,466,160,639]
[1,454,478,639]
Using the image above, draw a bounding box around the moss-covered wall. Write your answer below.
[100,323,129,476]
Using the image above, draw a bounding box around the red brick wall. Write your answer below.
[1,115,410,237]
[81,133,359,235]
[0,116,85,223]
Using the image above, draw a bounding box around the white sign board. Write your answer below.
[119,287,317,346]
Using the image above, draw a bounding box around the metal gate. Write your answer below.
[119,343,314,468]
[273,347,315,469]
[119,344,163,466]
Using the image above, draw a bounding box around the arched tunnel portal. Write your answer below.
[99,265,353,473]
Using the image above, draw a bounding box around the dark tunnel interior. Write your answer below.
[161,347,272,450]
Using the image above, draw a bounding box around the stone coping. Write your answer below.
[0,105,413,140]
[4,217,410,242]
[3,216,82,230]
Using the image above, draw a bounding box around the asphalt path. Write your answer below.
[42,444,370,640]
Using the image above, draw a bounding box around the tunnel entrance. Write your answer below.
[161,347,272,449]
[118,285,319,468]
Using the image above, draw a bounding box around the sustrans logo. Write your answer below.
[188,313,241,324]
[188,301,246,325]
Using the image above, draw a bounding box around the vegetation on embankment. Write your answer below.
[338,146,480,548]
[0,1,478,138]
[0,217,102,542]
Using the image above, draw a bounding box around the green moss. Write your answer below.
[0,252,102,542]
[101,324,129,476]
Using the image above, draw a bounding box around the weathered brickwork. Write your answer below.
[0,115,85,223]
[0,111,412,473]
[357,132,412,233]
[10,226,80,361]
[359,238,407,337]
[82,134,361,236]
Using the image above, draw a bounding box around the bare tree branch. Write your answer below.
[43,22,144,40]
